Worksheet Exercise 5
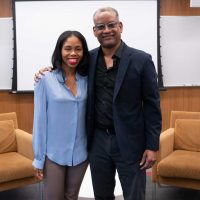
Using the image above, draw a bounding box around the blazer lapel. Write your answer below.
[89,49,99,94]
[113,48,131,101]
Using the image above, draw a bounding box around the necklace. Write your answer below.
[65,77,76,90]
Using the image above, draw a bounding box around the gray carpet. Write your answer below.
[0,176,200,200]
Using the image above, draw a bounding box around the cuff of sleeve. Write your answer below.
[32,158,45,170]
[146,144,159,151]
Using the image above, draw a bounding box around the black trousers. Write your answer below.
[89,128,146,200]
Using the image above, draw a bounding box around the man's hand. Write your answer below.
[34,66,53,82]
[34,168,44,180]
[140,150,157,170]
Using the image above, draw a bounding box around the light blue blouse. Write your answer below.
[32,69,88,170]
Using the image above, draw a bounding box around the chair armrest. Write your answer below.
[152,128,175,182]
[15,129,34,160]
[159,128,174,160]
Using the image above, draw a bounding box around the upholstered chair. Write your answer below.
[0,112,40,192]
[152,111,200,200]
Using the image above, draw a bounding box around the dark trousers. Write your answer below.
[43,157,88,200]
[89,128,146,200]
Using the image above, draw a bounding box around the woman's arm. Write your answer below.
[32,77,48,171]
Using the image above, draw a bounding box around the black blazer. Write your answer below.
[87,43,162,163]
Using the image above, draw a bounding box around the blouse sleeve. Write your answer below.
[32,77,47,170]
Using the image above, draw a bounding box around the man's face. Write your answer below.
[93,11,123,49]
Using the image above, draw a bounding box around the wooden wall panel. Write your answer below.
[160,88,185,129]
[183,88,200,111]
[17,94,34,133]
[160,87,200,130]
[0,92,33,133]
[0,0,12,17]
[160,0,200,15]
[0,91,18,113]
[0,0,200,133]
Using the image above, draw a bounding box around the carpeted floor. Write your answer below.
[0,175,200,200]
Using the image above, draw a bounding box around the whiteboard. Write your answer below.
[13,0,158,92]
[0,18,13,90]
[160,16,200,87]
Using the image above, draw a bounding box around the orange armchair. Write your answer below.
[152,111,200,199]
[0,112,40,192]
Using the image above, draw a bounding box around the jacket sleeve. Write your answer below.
[142,54,162,151]
[32,77,47,169]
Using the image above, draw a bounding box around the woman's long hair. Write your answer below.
[51,30,89,76]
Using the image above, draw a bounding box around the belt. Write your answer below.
[96,126,116,135]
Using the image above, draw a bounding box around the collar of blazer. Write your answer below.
[88,44,132,101]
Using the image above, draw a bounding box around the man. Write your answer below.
[86,7,161,200]
[36,7,161,200]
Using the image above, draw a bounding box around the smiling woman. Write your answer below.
[32,30,89,199]
[11,0,161,92]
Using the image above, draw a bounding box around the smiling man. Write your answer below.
[87,7,162,200]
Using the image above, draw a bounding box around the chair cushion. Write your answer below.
[170,111,200,128]
[0,152,35,183]
[0,112,18,129]
[0,120,17,153]
[157,150,200,180]
[174,119,200,151]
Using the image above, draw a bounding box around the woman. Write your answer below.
[32,30,89,200]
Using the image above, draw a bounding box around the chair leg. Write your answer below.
[39,181,43,200]
[152,182,156,200]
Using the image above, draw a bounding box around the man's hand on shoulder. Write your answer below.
[34,66,53,82]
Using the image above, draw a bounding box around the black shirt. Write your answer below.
[94,41,124,129]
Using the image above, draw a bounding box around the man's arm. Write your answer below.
[140,54,162,170]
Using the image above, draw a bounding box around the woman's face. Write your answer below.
[61,35,83,70]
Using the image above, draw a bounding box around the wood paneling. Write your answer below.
[0,92,33,133]
[160,87,200,130]
[17,93,34,133]
[160,0,200,15]
[0,0,12,17]
[0,0,200,133]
